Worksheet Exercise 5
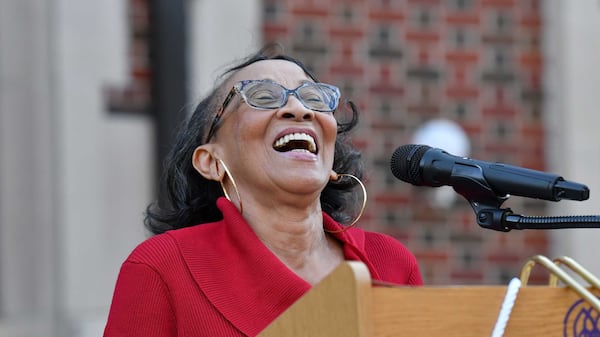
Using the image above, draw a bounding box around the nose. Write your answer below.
[276,95,316,121]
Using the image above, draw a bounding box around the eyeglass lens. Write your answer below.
[240,81,338,112]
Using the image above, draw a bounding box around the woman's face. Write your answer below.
[211,59,338,200]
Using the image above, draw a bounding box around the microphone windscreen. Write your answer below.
[390,144,430,185]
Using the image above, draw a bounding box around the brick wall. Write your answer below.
[105,0,151,113]
[263,0,548,285]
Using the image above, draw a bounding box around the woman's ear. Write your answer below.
[192,145,222,181]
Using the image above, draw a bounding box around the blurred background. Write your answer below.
[1,0,599,336]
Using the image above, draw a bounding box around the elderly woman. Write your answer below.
[103,46,422,337]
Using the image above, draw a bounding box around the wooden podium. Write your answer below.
[258,256,600,337]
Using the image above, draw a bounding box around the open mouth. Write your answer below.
[273,132,317,154]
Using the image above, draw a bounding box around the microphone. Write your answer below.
[390,144,589,202]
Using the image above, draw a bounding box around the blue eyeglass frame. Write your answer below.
[204,79,340,143]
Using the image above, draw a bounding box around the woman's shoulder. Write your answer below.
[343,227,410,254]
[361,230,414,257]
[125,223,218,266]
[350,228,423,285]
[125,232,179,265]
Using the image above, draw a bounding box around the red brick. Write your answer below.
[263,23,289,35]
[446,86,479,99]
[415,250,450,262]
[461,123,483,137]
[329,27,365,39]
[406,31,441,43]
[445,13,480,25]
[330,64,364,76]
[373,193,410,206]
[519,52,542,69]
[406,105,440,115]
[520,14,542,29]
[368,84,405,96]
[446,51,479,64]
[291,6,328,17]
[368,11,405,22]
[486,253,523,264]
[450,270,484,282]
[482,105,517,117]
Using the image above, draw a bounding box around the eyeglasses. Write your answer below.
[205,79,340,142]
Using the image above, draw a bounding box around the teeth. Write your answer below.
[274,132,317,153]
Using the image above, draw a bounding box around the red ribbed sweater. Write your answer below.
[103,198,422,337]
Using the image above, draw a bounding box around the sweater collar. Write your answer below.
[172,197,378,336]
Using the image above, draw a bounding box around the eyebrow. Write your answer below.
[250,78,315,87]
[297,79,318,86]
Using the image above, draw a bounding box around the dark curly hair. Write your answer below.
[144,45,364,235]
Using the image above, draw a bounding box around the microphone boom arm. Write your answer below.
[467,198,600,232]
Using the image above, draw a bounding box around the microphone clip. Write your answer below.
[467,198,514,232]
[464,195,600,232]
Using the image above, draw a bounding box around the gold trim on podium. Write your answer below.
[551,256,600,289]
[520,254,600,312]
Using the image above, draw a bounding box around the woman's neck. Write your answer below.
[241,198,344,285]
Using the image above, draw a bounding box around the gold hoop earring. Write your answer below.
[216,159,243,214]
[325,173,367,234]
